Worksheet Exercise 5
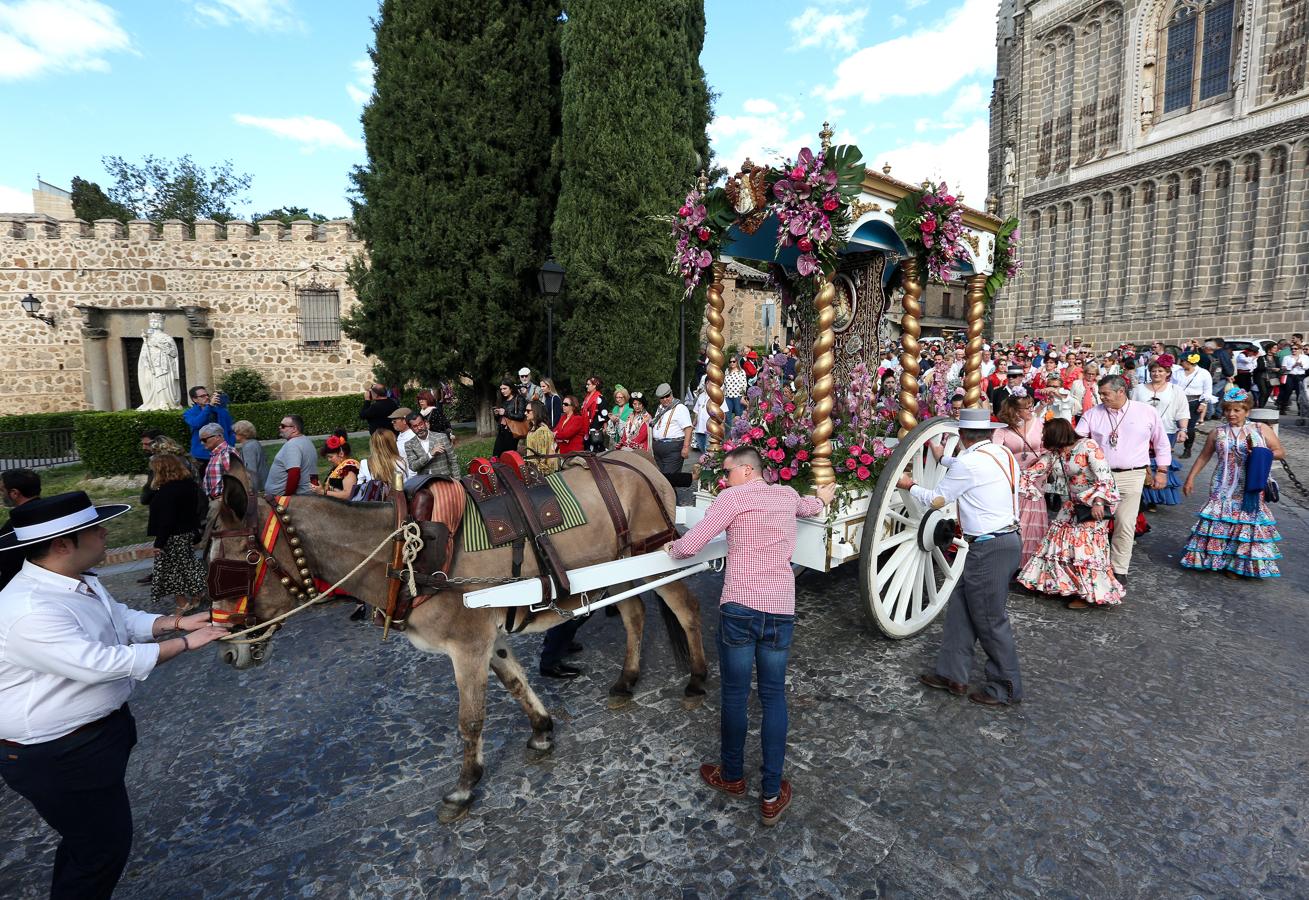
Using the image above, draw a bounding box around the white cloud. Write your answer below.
[826,0,997,104]
[788,6,868,53]
[233,114,362,151]
[890,13,907,28]
[346,56,372,105]
[709,112,811,172]
[192,0,298,31]
[0,0,131,81]
[906,0,930,8]
[873,118,990,204]
[743,98,778,115]
[0,184,33,213]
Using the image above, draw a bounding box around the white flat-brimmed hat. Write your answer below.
[955,408,1008,430]
[0,491,130,552]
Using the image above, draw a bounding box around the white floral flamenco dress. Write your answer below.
[1181,424,1281,578]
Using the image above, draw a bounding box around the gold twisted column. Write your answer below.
[809,275,837,486]
[897,258,924,436]
[961,273,988,409]
[705,262,727,450]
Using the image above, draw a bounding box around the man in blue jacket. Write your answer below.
[182,386,235,463]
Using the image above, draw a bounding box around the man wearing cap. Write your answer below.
[898,409,1023,708]
[1076,375,1170,585]
[650,383,693,483]
[1172,354,1215,458]
[388,406,416,476]
[517,367,541,403]
[266,414,319,496]
[0,492,229,898]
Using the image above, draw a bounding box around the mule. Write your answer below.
[210,453,707,823]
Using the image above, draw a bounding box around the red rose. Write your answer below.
[845,458,857,470]
[780,467,793,481]
[795,449,809,462]
[823,196,838,211]
[860,453,873,465]
[921,218,937,234]
[857,466,871,480]
[797,237,813,253]
[698,228,710,241]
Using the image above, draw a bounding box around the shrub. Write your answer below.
[73,393,403,476]
[216,367,273,404]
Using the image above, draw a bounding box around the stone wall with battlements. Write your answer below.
[0,216,375,415]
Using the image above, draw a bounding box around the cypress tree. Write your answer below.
[552,1,713,395]
[345,0,562,429]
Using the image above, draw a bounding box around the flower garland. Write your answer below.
[669,185,733,298]
[891,181,966,284]
[767,145,865,279]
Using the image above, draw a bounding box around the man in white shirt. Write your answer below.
[389,407,416,478]
[1172,354,1216,457]
[897,409,1023,708]
[0,492,228,898]
[1277,341,1308,418]
[651,382,693,484]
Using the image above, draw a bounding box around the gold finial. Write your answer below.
[697,169,708,193]
[921,180,932,190]
[819,121,834,151]
[882,162,892,175]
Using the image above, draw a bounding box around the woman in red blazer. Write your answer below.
[553,395,587,454]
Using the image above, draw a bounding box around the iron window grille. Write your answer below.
[298,282,341,349]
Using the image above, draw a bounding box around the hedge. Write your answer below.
[73,393,417,476]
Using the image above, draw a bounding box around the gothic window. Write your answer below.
[1160,0,1238,115]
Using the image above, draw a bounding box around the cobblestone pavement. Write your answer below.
[3,426,1308,898]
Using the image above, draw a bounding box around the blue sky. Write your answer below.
[0,0,999,218]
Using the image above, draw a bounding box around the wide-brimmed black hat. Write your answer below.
[0,491,130,552]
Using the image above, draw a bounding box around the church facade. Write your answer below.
[988,0,1309,345]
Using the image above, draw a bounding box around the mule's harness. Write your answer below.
[211,494,424,644]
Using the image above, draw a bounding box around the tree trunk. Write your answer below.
[477,396,496,437]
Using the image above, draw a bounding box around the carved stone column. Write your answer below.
[81,327,112,411]
[183,305,215,390]
[962,273,989,409]
[897,258,924,436]
[704,263,726,450]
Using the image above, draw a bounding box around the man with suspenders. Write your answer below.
[897,408,1024,708]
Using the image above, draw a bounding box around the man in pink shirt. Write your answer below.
[1075,374,1170,585]
[666,447,835,826]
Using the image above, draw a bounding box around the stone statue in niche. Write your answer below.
[137,313,179,410]
[1140,32,1156,128]
[1003,146,1016,186]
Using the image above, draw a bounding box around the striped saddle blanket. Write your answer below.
[461,471,587,552]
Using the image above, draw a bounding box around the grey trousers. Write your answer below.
[935,531,1023,702]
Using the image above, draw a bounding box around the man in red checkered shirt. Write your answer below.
[199,424,233,499]
[666,446,834,826]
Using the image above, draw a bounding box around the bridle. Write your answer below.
[209,491,321,638]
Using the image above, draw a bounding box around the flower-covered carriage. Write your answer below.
[468,123,1020,640]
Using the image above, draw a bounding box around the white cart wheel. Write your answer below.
[858,417,968,638]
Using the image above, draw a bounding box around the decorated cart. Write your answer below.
[465,123,1020,640]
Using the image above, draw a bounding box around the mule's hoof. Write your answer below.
[526,736,554,759]
[681,693,706,711]
[607,692,634,710]
[438,801,471,824]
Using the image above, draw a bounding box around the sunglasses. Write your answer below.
[562,401,573,407]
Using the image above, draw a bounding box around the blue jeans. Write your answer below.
[717,602,793,797]
[724,396,743,427]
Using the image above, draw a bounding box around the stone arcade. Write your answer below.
[988,0,1309,344]
[0,217,375,415]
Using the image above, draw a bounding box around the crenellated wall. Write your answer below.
[0,216,376,414]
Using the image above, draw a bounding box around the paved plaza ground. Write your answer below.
[2,425,1308,898]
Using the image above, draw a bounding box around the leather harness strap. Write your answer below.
[493,462,571,599]
[589,456,679,554]
[586,456,631,556]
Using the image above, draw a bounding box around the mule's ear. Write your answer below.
[222,473,249,521]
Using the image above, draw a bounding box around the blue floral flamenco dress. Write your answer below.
[1181,424,1281,577]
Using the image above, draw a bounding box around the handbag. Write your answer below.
[1264,475,1280,504]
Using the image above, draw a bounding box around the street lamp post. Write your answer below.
[20,293,55,327]
[537,256,565,381]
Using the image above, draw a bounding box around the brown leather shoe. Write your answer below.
[919,672,967,696]
[968,690,1020,709]
[1067,599,1090,609]
[699,763,746,796]
[761,780,792,827]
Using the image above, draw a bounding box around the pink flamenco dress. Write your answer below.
[1180,424,1281,578]
[1017,438,1126,606]
[992,417,1049,565]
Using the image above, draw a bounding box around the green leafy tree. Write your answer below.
[101,154,253,224]
[344,0,561,434]
[552,0,712,396]
[250,206,331,225]
[69,177,133,224]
